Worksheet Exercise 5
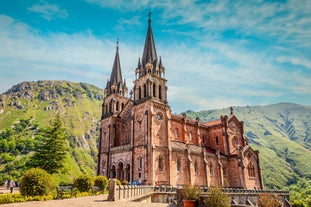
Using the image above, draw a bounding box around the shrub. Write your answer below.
[291,200,305,207]
[94,175,108,190]
[183,185,201,200]
[74,174,93,192]
[258,193,282,207]
[20,168,53,196]
[204,186,230,207]
[116,179,122,186]
[122,180,128,185]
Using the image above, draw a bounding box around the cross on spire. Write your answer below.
[116,38,119,49]
[148,10,152,24]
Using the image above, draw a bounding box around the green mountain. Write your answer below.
[0,81,104,183]
[184,103,311,189]
[0,81,310,190]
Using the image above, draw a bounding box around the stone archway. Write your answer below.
[126,163,131,182]
[111,165,116,178]
[117,162,124,181]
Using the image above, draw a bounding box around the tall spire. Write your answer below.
[105,39,127,96]
[141,12,157,69]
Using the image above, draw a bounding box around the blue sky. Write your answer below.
[0,0,310,113]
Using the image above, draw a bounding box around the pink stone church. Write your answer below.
[97,17,264,189]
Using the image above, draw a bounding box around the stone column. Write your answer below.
[107,179,117,201]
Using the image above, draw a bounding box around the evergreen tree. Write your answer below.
[31,113,68,174]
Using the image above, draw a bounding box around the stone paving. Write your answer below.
[0,188,171,207]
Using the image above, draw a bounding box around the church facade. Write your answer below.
[97,17,264,189]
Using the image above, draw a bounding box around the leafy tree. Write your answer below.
[31,114,69,174]
[204,186,230,207]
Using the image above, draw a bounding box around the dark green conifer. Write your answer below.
[31,113,68,174]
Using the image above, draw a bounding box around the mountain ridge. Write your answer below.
[0,80,310,190]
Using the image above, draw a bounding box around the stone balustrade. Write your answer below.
[108,180,290,207]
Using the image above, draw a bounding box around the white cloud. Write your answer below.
[277,56,311,69]
[28,1,68,20]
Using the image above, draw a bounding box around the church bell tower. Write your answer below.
[133,15,167,105]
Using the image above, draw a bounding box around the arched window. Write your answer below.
[177,158,181,172]
[158,156,163,171]
[144,84,147,97]
[215,136,219,145]
[159,85,162,100]
[139,87,142,99]
[111,165,116,178]
[174,128,179,139]
[189,132,192,142]
[122,103,124,110]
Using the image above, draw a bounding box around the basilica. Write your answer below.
[97,17,264,189]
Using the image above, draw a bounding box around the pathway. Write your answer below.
[0,192,171,207]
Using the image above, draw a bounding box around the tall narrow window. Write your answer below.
[116,101,119,111]
[139,157,143,169]
[194,161,197,174]
[223,166,227,177]
[210,164,213,176]
[174,128,179,139]
[215,136,219,145]
[158,156,163,171]
[139,87,142,99]
[177,159,181,172]
[159,85,162,100]
[144,84,147,97]
[189,132,192,142]
[248,162,255,177]
[153,83,156,97]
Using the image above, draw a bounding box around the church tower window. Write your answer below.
[189,132,192,142]
[116,101,119,111]
[144,84,147,97]
[215,136,219,145]
[153,83,156,97]
[159,85,162,100]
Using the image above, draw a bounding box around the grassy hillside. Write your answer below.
[184,103,311,189]
[0,81,104,183]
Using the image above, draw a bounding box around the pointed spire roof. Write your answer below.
[110,40,123,86]
[141,13,157,67]
[105,40,127,96]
